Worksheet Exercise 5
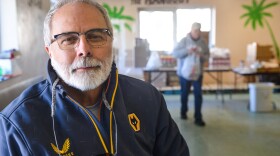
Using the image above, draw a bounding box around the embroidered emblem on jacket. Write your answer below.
[51,138,74,156]
[128,113,140,132]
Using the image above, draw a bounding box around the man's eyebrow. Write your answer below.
[53,31,78,38]
[54,28,108,38]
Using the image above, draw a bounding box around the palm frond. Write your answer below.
[113,6,118,15]
[262,12,272,17]
[252,19,257,30]
[242,5,253,11]
[258,0,266,8]
[253,0,258,8]
[262,2,278,10]
[257,18,264,28]
[240,13,250,19]
[125,23,132,32]
[244,18,251,27]
[119,15,135,21]
[257,0,265,10]
[113,24,120,32]
[241,0,278,30]
[117,6,125,18]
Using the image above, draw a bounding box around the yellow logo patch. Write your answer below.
[128,113,140,132]
[51,138,74,156]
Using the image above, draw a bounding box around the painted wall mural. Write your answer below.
[102,3,135,32]
[240,0,279,60]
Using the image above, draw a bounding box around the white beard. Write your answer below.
[51,56,113,91]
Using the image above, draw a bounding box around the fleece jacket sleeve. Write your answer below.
[153,94,190,156]
[0,114,32,156]
[172,37,189,59]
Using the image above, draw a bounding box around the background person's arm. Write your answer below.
[172,37,190,58]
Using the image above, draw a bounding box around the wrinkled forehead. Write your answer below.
[51,2,107,34]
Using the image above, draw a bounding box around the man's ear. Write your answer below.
[45,46,52,58]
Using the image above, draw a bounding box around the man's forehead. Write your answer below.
[51,3,107,34]
[53,3,104,22]
[55,2,99,14]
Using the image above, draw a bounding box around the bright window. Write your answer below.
[139,11,174,52]
[176,8,212,42]
[139,8,215,52]
[0,0,18,52]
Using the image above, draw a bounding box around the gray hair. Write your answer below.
[43,0,113,46]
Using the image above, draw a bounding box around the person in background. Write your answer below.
[172,22,210,127]
[0,0,189,155]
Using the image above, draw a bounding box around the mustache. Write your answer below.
[70,58,102,72]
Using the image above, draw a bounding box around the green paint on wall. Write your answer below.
[240,0,280,59]
[103,3,135,33]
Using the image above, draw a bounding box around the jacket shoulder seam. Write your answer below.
[0,114,34,155]
[6,82,49,118]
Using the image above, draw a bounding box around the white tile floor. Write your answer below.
[164,93,280,156]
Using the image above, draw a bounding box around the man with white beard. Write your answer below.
[0,0,189,155]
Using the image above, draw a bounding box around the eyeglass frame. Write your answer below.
[50,28,112,50]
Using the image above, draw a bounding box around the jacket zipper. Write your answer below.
[66,95,109,153]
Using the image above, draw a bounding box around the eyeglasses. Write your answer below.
[51,28,112,50]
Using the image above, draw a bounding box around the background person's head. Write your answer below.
[43,0,114,91]
[190,22,201,40]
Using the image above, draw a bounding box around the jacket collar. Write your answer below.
[47,59,59,85]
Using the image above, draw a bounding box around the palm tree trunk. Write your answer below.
[264,19,280,60]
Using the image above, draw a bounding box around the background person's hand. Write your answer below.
[188,46,203,57]
[188,46,198,54]
[191,46,198,52]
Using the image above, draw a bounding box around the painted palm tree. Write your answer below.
[103,3,135,32]
[240,0,280,59]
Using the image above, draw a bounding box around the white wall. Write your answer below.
[0,0,18,51]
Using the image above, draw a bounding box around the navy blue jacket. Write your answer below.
[0,61,189,156]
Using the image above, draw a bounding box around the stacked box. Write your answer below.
[160,55,177,68]
[209,57,231,68]
[209,47,231,68]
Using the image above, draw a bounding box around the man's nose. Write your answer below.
[76,35,92,57]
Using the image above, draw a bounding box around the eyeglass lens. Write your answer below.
[56,29,108,50]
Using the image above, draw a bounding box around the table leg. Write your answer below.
[143,71,151,83]
[166,72,170,86]
[220,72,225,104]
